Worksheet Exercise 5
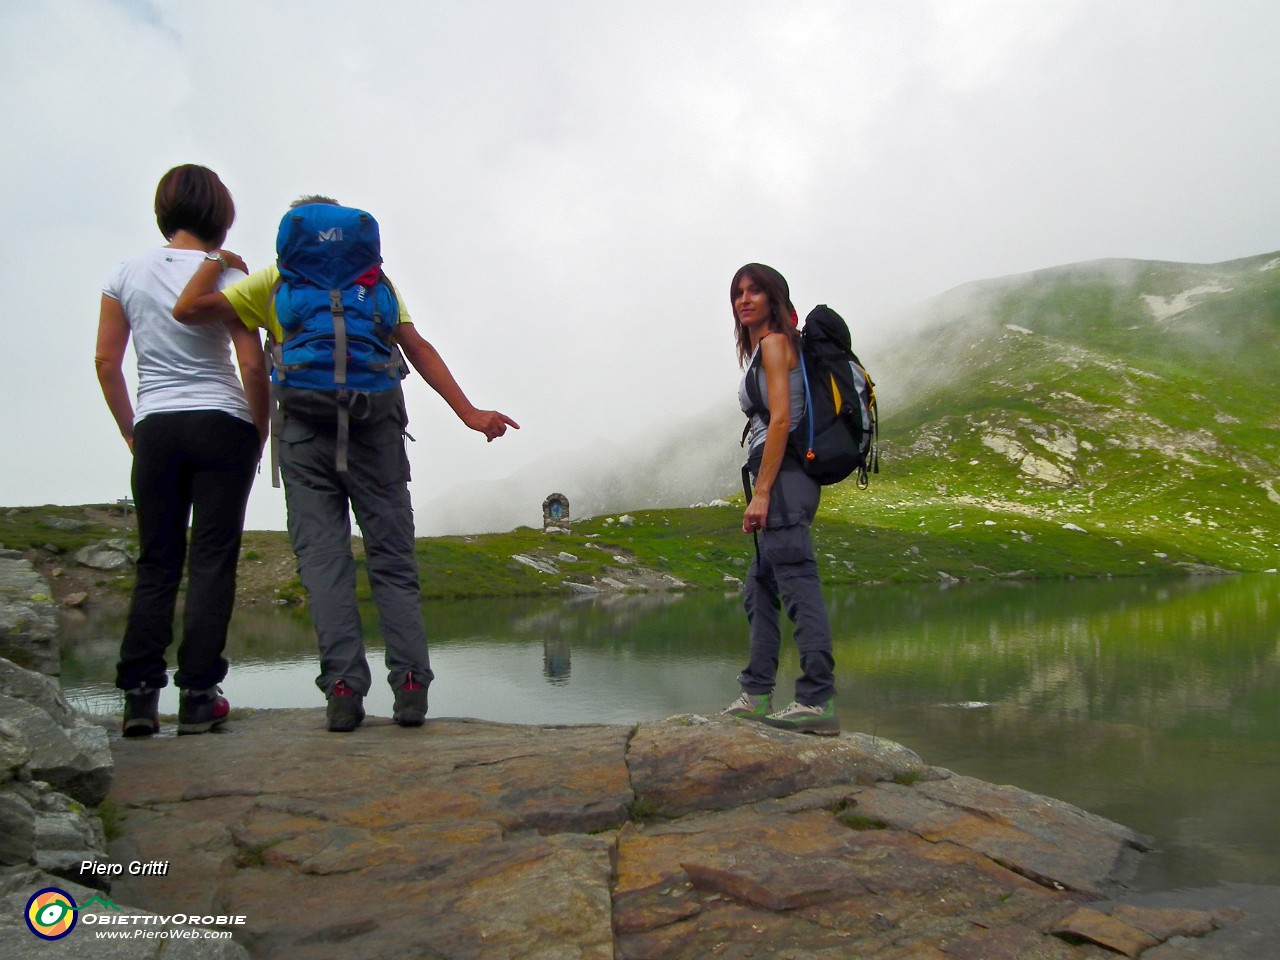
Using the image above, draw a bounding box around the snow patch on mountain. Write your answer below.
[1141,282,1233,322]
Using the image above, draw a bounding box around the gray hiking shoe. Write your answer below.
[721,691,773,720]
[177,686,229,735]
[393,672,428,727]
[326,680,365,733]
[122,686,160,738]
[762,699,840,736]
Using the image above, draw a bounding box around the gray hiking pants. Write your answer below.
[739,460,835,705]
[279,413,432,697]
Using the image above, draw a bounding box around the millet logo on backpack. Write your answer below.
[317,227,344,242]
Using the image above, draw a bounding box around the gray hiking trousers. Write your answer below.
[278,413,433,697]
[739,459,836,705]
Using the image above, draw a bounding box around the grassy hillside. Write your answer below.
[6,253,1277,603]
[865,252,1280,577]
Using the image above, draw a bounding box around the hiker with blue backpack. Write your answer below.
[722,263,844,735]
[173,196,518,733]
[95,164,269,738]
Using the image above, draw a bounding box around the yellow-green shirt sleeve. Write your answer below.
[223,265,284,342]
[223,265,412,342]
[384,275,413,326]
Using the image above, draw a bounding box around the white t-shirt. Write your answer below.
[102,248,253,424]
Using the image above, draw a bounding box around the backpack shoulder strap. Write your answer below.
[376,271,410,378]
[265,275,285,489]
[742,339,769,418]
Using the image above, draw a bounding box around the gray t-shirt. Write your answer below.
[738,342,805,454]
[103,247,251,424]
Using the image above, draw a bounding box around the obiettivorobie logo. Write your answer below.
[22,886,245,941]
[25,887,119,940]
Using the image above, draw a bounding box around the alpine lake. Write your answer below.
[60,572,1280,894]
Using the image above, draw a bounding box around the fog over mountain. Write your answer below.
[428,249,1280,536]
[421,398,746,535]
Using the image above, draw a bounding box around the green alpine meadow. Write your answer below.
[6,251,1279,601]
[864,249,1280,583]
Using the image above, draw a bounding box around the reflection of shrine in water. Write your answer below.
[543,636,571,684]
[541,494,573,680]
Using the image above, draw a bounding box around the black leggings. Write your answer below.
[115,410,259,692]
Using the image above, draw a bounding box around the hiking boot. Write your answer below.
[393,672,428,727]
[177,686,230,735]
[721,691,773,720]
[762,699,840,736]
[326,679,365,733]
[122,686,160,738]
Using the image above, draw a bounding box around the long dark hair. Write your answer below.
[154,164,235,244]
[731,263,800,368]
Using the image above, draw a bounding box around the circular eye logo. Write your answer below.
[25,887,78,940]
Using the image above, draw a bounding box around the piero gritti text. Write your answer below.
[80,859,171,877]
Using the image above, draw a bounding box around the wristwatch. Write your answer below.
[204,251,227,269]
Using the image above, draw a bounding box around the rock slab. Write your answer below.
[80,710,1276,959]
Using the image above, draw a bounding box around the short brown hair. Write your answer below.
[290,194,340,208]
[154,165,235,244]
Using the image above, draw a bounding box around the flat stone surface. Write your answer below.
[853,774,1151,898]
[78,711,1275,959]
[628,713,941,816]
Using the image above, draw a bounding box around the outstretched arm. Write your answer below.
[393,322,519,441]
[94,295,135,452]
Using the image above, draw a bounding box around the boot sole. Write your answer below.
[177,717,228,735]
[327,719,364,732]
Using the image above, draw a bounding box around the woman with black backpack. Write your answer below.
[721,263,839,736]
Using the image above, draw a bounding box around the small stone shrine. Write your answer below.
[542,493,570,532]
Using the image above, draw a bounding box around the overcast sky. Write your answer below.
[2,0,1277,535]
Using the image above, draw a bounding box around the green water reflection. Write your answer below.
[60,574,1280,892]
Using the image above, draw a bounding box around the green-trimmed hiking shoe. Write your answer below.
[721,691,773,720]
[762,699,840,736]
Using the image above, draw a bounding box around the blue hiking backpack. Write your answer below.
[743,304,879,488]
[270,203,405,396]
[266,203,408,481]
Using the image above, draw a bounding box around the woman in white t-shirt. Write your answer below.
[95,164,268,737]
